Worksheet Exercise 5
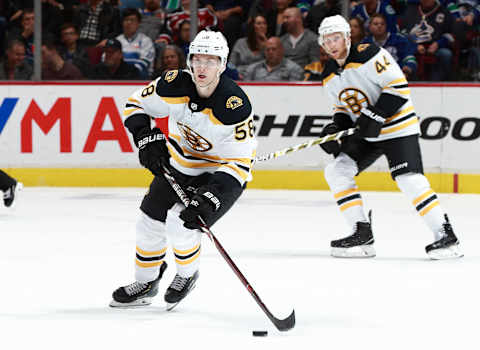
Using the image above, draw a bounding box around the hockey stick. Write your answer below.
[161,165,295,332]
[254,127,356,162]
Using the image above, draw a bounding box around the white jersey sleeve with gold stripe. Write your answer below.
[322,44,420,142]
[124,70,257,186]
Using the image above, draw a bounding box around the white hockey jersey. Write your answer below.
[321,43,420,142]
[123,70,257,186]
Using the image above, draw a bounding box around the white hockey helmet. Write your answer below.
[317,15,351,48]
[187,30,229,71]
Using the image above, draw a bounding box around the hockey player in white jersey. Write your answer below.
[317,15,462,260]
[110,30,257,309]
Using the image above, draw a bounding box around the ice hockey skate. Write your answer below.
[110,262,168,307]
[164,270,199,311]
[4,182,23,207]
[331,220,376,258]
[426,215,464,260]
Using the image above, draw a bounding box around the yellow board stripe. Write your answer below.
[413,189,435,205]
[136,260,165,268]
[380,118,418,135]
[340,200,363,211]
[419,201,439,216]
[6,168,480,193]
[174,244,200,255]
[334,187,358,199]
[175,250,201,265]
[161,96,190,104]
[136,246,167,257]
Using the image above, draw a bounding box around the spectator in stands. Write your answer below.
[74,0,122,46]
[450,0,480,79]
[153,44,185,77]
[349,17,366,45]
[41,38,84,80]
[8,9,34,65]
[265,0,292,37]
[280,7,320,67]
[229,13,268,78]
[166,0,218,44]
[203,0,244,47]
[351,0,398,33]
[89,38,142,80]
[363,13,417,78]
[58,23,92,77]
[175,19,190,57]
[304,0,342,33]
[12,2,63,37]
[400,0,455,80]
[243,36,304,80]
[304,45,329,81]
[139,0,166,42]
[116,8,155,79]
[0,39,32,80]
[0,0,19,57]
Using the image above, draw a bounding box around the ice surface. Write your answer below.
[0,188,477,349]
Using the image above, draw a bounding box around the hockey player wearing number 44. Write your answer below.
[110,30,257,309]
[317,15,462,260]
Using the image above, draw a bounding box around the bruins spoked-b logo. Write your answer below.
[226,96,243,110]
[165,70,178,83]
[338,88,371,115]
[177,122,212,152]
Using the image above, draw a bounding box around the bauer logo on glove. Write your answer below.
[179,186,221,229]
[138,133,165,149]
[356,105,386,138]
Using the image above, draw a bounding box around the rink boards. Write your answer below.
[0,81,479,193]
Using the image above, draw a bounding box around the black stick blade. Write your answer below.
[273,309,295,331]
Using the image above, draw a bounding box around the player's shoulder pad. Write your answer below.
[155,69,194,97]
[211,76,252,125]
[349,43,381,64]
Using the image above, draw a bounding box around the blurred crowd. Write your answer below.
[1,0,479,81]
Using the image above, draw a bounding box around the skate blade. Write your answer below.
[427,244,464,260]
[109,297,153,308]
[165,284,197,311]
[331,245,376,258]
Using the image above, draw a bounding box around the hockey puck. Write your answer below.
[252,330,268,337]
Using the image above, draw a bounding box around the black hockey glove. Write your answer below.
[319,122,341,156]
[356,105,386,138]
[179,186,221,230]
[135,127,169,176]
